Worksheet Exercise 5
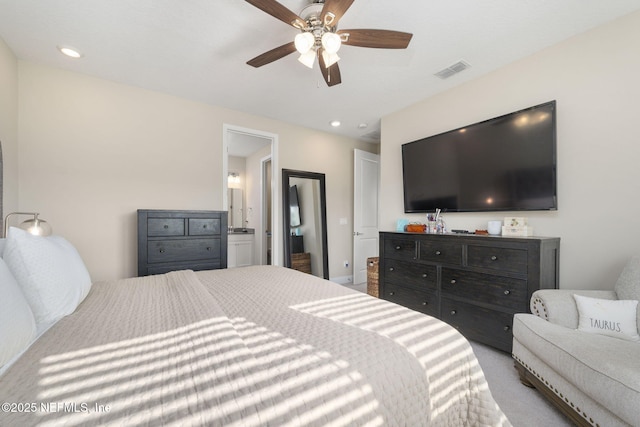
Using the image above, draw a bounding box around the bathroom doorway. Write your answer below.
[223,125,280,267]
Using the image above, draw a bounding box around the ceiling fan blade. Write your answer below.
[244,0,306,29]
[318,49,342,87]
[247,42,297,67]
[321,0,355,26]
[338,29,413,49]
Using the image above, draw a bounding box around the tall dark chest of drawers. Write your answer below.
[379,232,559,352]
[138,209,228,276]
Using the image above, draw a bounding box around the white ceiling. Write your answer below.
[2,0,640,143]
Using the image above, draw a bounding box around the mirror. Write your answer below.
[282,169,329,279]
[227,188,244,228]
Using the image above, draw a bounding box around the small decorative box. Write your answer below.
[502,225,534,236]
[504,217,528,227]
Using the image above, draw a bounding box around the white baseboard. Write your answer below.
[330,275,353,285]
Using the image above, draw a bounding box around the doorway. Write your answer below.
[353,149,380,284]
[223,125,280,267]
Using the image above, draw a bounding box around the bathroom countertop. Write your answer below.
[228,228,255,234]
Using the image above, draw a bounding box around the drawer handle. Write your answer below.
[450,279,457,285]
[421,273,427,278]
[503,326,511,332]
[203,225,208,229]
[422,301,428,306]
[389,291,395,296]
[206,247,212,251]
[159,249,165,253]
[395,245,401,250]
[369,262,374,267]
[389,267,394,272]
[450,310,457,316]
[164,225,169,229]
[435,250,441,256]
[503,290,511,295]
[491,255,498,261]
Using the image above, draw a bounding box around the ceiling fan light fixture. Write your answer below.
[321,50,340,68]
[294,32,315,54]
[298,50,316,68]
[321,32,341,54]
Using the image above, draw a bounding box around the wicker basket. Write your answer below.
[366,257,379,298]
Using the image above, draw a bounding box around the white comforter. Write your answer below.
[0,266,510,426]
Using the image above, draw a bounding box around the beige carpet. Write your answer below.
[469,340,572,426]
[343,282,572,427]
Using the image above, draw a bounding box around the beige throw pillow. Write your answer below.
[574,294,639,342]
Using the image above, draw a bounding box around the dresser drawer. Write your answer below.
[189,218,220,236]
[384,259,437,290]
[441,268,528,311]
[383,237,417,261]
[441,298,514,352]
[147,218,185,236]
[418,241,462,265]
[384,283,438,317]
[467,245,528,275]
[148,238,220,263]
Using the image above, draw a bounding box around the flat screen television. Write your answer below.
[402,100,557,213]
[289,185,302,227]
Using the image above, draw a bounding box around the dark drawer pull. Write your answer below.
[503,290,511,295]
[159,249,165,253]
[450,310,457,315]
[422,301,428,306]
[389,291,395,296]
[435,250,441,255]
[491,255,498,261]
[164,225,169,229]
[503,326,511,332]
[206,247,212,251]
[202,225,207,229]
[450,279,457,285]
[389,267,394,272]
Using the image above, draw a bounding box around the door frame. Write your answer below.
[222,124,281,266]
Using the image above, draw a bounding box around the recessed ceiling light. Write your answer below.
[358,123,368,129]
[330,120,341,127]
[57,46,83,59]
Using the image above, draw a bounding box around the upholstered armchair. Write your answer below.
[512,256,640,427]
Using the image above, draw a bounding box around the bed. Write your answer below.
[0,228,510,426]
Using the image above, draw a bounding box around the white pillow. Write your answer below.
[0,257,36,367]
[574,294,640,342]
[3,227,92,325]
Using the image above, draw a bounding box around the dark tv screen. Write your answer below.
[402,101,557,213]
[289,185,302,227]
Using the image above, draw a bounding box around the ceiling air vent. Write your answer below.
[434,60,471,79]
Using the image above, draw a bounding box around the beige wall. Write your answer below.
[0,38,19,218]
[380,11,640,290]
[15,61,376,281]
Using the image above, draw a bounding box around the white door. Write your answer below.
[353,149,380,284]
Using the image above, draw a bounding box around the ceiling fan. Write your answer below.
[244,0,413,87]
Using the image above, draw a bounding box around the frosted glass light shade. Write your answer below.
[294,32,315,54]
[298,50,316,68]
[321,32,341,54]
[322,50,340,67]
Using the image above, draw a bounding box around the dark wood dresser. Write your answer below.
[137,209,227,276]
[379,232,559,352]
